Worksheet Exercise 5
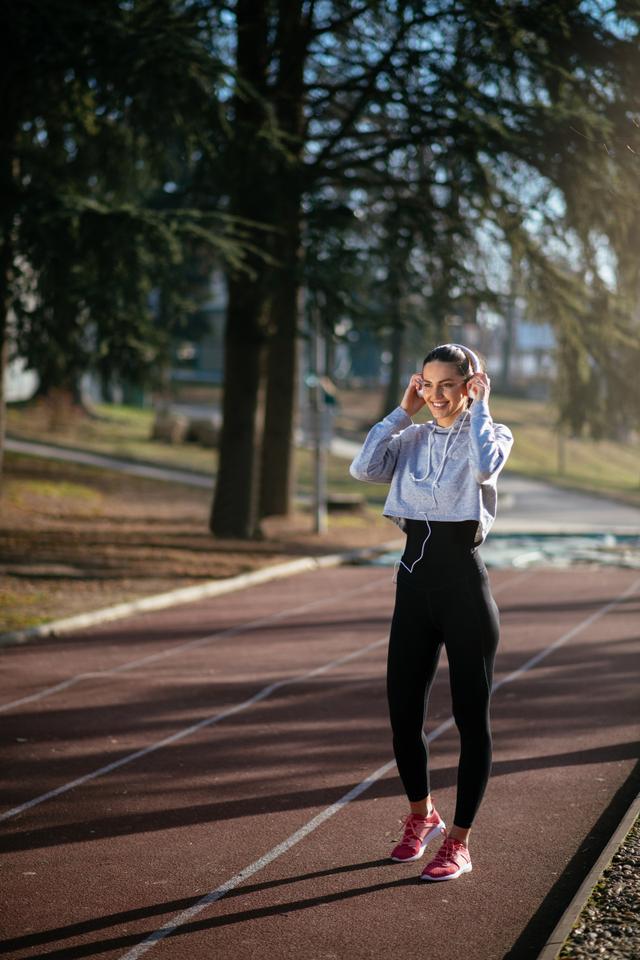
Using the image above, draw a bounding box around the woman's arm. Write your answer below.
[349,407,412,483]
[466,373,513,482]
[468,398,513,482]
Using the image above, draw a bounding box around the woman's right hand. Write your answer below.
[400,374,426,417]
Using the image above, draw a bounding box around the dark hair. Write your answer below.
[422,344,479,379]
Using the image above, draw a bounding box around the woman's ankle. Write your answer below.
[409,796,434,818]
[448,824,471,846]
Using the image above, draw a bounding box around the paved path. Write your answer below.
[5,438,213,489]
[1,564,638,959]
[492,475,640,536]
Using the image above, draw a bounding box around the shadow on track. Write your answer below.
[505,760,640,960]
[3,742,638,854]
[0,857,412,958]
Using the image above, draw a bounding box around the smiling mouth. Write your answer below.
[429,401,449,408]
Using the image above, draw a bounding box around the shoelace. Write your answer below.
[431,837,467,865]
[399,813,432,844]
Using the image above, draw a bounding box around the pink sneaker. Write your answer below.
[390,809,446,863]
[420,835,472,881]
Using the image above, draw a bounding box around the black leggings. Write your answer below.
[387,520,500,829]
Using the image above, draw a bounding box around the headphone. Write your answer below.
[436,342,481,377]
[416,343,482,397]
[398,343,482,581]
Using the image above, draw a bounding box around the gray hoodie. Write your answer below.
[349,399,513,544]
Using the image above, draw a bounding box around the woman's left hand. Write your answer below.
[467,372,490,402]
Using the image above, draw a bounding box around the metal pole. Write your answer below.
[557,426,566,476]
[313,303,328,534]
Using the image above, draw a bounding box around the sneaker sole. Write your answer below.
[420,861,473,881]
[390,822,446,863]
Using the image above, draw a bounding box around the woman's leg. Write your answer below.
[386,580,443,804]
[439,571,500,835]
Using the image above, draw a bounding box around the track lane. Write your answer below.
[1,567,638,960]
[113,572,640,960]
[0,571,529,818]
[0,572,394,713]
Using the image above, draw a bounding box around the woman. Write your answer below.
[349,343,513,881]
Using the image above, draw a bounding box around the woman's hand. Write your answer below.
[467,371,490,403]
[400,374,426,416]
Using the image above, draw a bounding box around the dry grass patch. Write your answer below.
[0,453,395,633]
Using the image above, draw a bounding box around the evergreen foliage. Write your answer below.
[1,0,638,519]
[1,0,260,404]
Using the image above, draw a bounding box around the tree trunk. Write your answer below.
[382,318,405,417]
[258,0,308,519]
[259,195,302,518]
[500,295,515,392]
[33,383,87,430]
[209,276,267,538]
[208,0,272,538]
[0,148,15,488]
[381,234,406,417]
[0,297,8,489]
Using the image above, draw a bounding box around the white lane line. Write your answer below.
[0,634,389,825]
[117,574,640,960]
[119,713,458,960]
[0,576,391,713]
[0,567,528,715]
[0,570,529,824]
[492,574,640,692]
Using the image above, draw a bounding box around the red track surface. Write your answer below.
[1,565,638,960]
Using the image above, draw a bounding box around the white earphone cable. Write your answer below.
[398,409,470,579]
[395,342,478,582]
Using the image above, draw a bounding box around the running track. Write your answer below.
[1,564,638,960]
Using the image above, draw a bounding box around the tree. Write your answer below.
[210,1,459,535]
[300,0,640,439]
[259,0,309,519]
[207,0,277,538]
[0,0,254,470]
[5,0,638,510]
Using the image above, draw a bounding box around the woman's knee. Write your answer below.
[452,699,491,739]
[387,699,425,738]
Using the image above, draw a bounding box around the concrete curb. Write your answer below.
[536,791,640,960]
[0,538,402,649]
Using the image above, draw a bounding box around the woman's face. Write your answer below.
[420,360,468,427]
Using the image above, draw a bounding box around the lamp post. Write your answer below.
[312,300,328,534]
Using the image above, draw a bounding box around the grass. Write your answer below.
[7,399,377,504]
[488,395,640,505]
[0,450,393,634]
[6,390,640,506]
[0,587,51,632]
[9,478,103,509]
[7,401,218,474]
[295,447,386,505]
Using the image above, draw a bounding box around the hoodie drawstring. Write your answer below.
[398,411,470,579]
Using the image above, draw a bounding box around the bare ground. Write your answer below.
[0,453,396,634]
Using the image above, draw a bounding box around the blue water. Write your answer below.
[369,534,640,570]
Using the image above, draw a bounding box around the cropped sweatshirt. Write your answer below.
[349,399,514,545]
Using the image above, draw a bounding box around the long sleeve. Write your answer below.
[349,406,412,483]
[468,399,513,483]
